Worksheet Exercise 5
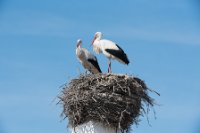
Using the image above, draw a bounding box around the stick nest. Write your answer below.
[59,73,158,132]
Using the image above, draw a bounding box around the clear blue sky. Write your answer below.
[0,0,200,133]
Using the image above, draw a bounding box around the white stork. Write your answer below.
[76,39,102,74]
[91,32,129,73]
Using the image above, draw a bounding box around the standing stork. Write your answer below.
[91,32,129,73]
[76,39,102,74]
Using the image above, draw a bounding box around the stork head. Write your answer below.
[76,39,82,48]
[91,32,102,45]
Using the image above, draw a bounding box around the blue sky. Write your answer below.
[0,0,200,133]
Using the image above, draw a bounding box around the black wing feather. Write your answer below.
[87,58,102,73]
[105,44,129,64]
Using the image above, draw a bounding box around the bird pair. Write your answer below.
[76,32,130,74]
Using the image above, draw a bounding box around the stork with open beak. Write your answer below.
[91,32,129,73]
[76,39,102,74]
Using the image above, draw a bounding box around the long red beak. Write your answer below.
[91,36,96,45]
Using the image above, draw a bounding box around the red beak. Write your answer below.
[91,36,96,45]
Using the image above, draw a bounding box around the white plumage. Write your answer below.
[91,32,129,73]
[76,39,102,74]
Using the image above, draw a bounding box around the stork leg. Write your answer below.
[108,59,112,73]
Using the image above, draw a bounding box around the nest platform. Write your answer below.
[59,73,158,132]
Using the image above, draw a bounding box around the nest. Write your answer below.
[59,73,158,132]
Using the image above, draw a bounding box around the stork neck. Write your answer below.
[96,35,101,41]
[93,39,100,48]
[76,43,81,49]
